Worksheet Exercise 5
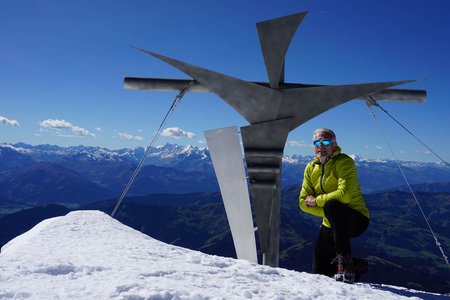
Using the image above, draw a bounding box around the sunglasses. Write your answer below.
[313,139,333,147]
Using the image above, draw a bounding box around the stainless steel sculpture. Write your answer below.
[124,11,426,267]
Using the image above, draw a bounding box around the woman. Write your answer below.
[299,128,369,283]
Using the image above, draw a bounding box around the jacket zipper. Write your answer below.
[320,160,328,193]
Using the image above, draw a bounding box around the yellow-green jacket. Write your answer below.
[299,146,369,228]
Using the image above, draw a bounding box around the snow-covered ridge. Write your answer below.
[282,152,447,168]
[1,142,444,168]
[2,142,449,194]
[0,143,210,164]
[0,210,437,299]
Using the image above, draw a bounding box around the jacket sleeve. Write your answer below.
[299,163,324,217]
[315,156,357,207]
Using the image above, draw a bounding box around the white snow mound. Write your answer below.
[0,210,437,299]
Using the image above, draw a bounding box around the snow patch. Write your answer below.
[0,210,434,299]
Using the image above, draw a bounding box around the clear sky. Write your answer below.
[1,0,449,163]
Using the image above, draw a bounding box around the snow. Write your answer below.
[282,156,299,164]
[2,142,446,169]
[0,143,32,154]
[0,211,445,299]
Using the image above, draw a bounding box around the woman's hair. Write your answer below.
[313,128,336,141]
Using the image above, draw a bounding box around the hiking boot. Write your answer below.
[333,254,355,284]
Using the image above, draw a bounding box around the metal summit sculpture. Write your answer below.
[124,11,426,267]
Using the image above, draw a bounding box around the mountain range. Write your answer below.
[1,142,449,210]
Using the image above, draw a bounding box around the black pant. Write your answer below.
[313,199,369,276]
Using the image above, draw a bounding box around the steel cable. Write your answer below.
[111,80,193,218]
[366,98,449,268]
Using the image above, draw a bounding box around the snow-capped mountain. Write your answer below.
[145,143,212,173]
[0,143,218,207]
[6,143,143,164]
[1,142,449,206]
[2,143,212,172]
[0,210,444,299]
[3,142,447,171]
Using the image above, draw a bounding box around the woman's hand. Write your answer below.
[305,195,317,208]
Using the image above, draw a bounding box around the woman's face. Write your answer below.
[313,132,337,161]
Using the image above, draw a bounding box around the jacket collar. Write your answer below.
[313,146,342,164]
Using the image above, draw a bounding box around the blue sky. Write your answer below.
[1,0,449,163]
